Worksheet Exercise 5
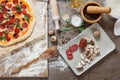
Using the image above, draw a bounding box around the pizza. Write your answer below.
[0,0,35,47]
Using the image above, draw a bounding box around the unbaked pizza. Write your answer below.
[0,0,35,47]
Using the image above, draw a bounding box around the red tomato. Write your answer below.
[7,4,12,8]
[0,13,3,18]
[1,1,6,6]
[79,38,87,49]
[14,28,20,34]
[22,22,28,28]
[21,4,26,9]
[0,32,3,36]
[11,6,16,11]
[5,35,11,41]
[22,10,26,14]
[0,24,5,29]
[13,0,18,4]
[2,8,7,14]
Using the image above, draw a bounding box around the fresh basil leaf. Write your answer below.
[24,14,29,22]
[0,36,6,41]
[16,22,21,29]
[60,27,71,32]
[16,5,21,12]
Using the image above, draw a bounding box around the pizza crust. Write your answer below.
[0,0,36,47]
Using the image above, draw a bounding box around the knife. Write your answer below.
[11,46,58,74]
[50,0,60,31]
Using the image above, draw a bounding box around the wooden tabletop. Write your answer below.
[48,0,120,80]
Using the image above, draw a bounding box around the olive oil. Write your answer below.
[68,0,84,9]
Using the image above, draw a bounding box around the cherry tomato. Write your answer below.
[22,10,26,14]
[7,4,12,8]
[5,35,11,41]
[0,32,3,36]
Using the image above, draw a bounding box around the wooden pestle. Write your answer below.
[87,6,111,14]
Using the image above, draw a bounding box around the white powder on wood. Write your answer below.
[105,0,120,18]
[49,56,68,71]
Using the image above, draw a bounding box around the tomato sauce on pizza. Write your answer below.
[0,0,34,46]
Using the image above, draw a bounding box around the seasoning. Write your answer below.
[71,14,83,27]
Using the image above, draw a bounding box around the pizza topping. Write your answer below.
[11,6,16,11]
[0,24,5,29]
[13,0,18,5]
[0,32,3,36]
[14,28,20,34]
[22,22,28,28]
[21,4,26,9]
[1,1,6,6]
[16,5,21,12]
[13,33,18,39]
[24,14,30,22]
[3,8,7,14]
[0,36,6,41]
[7,3,12,8]
[5,35,10,41]
[22,10,26,14]
[20,2,22,4]
[15,18,20,22]
[8,26,13,32]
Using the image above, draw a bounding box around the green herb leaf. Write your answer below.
[16,5,21,12]
[16,22,21,29]
[0,36,6,41]
[60,27,72,32]
[24,14,29,22]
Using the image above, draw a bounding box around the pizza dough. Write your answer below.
[0,0,35,47]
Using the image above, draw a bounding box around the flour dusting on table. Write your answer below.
[0,1,48,77]
[105,0,120,18]
[49,56,68,71]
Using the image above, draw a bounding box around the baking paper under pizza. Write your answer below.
[0,0,35,47]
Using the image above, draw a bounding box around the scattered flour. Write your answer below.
[105,0,120,18]
[49,56,68,71]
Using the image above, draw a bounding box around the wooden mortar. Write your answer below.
[80,1,103,24]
